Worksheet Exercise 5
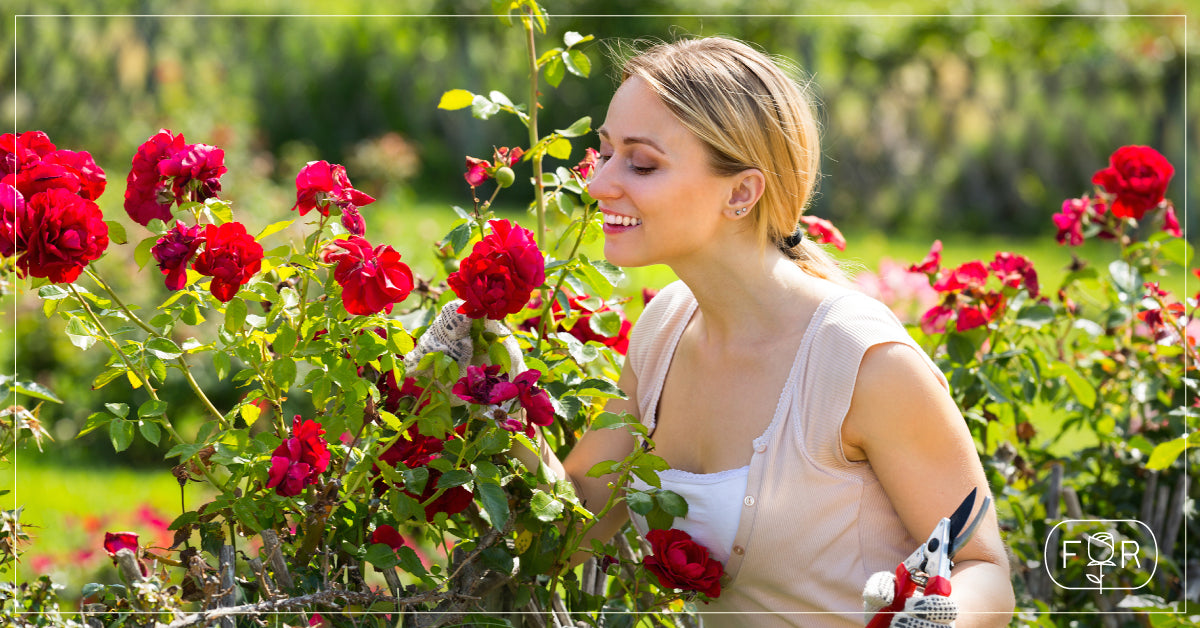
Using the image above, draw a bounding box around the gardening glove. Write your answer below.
[403,299,527,376]
[862,570,957,628]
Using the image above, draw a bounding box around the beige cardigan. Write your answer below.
[626,281,949,627]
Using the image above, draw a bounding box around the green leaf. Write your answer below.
[1108,260,1142,298]
[105,403,130,418]
[436,469,474,490]
[213,352,231,381]
[273,325,297,355]
[488,90,514,108]
[438,89,475,110]
[168,511,199,531]
[1145,437,1188,470]
[946,333,976,365]
[656,490,688,518]
[564,49,591,78]
[145,337,183,360]
[1159,237,1192,268]
[138,399,168,418]
[1061,367,1097,409]
[138,420,161,446]
[165,442,205,461]
[592,411,635,430]
[471,94,501,120]
[531,489,563,522]
[476,480,509,529]
[365,543,400,569]
[13,380,62,403]
[104,220,128,245]
[37,285,71,300]
[625,491,653,515]
[563,31,587,48]
[556,116,592,138]
[444,221,473,256]
[589,310,622,338]
[271,358,297,389]
[585,459,620,478]
[256,219,295,241]
[134,236,158,269]
[231,499,262,533]
[109,420,135,453]
[224,299,247,334]
[1015,304,1056,330]
[65,316,97,351]
[547,137,572,160]
[77,412,112,437]
[545,56,565,87]
[589,259,625,286]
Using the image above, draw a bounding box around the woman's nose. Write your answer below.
[585,158,617,201]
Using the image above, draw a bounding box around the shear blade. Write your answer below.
[947,487,990,556]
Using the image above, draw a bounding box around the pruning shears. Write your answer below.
[866,488,991,628]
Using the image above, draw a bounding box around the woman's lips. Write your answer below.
[602,212,642,234]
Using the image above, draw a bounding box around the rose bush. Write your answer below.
[2,4,1194,627]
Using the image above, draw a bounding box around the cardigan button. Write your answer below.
[754,443,766,453]
[744,496,756,507]
[733,545,744,555]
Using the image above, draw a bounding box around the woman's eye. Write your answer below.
[631,164,656,174]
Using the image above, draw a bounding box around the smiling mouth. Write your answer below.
[603,213,643,227]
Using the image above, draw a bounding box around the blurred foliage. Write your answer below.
[3,0,1193,237]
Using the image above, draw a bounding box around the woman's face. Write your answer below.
[589,76,737,269]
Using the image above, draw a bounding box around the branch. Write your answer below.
[161,588,465,628]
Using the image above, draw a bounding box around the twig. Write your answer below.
[161,588,465,628]
[260,529,295,591]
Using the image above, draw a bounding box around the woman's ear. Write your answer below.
[726,168,766,218]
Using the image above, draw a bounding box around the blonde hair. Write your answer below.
[619,37,846,283]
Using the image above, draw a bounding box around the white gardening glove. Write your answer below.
[863,570,957,628]
[403,299,527,376]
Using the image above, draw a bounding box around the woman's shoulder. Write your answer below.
[625,280,694,375]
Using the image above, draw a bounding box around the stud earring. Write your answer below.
[735,207,747,216]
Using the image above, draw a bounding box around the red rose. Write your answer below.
[448,219,545,320]
[494,146,524,167]
[0,183,23,258]
[1162,205,1181,238]
[525,294,632,354]
[574,147,600,180]
[292,160,375,217]
[375,423,473,520]
[125,129,187,226]
[908,240,942,274]
[642,528,723,599]
[341,206,366,236]
[42,149,106,201]
[322,236,414,316]
[371,524,406,551]
[932,260,989,294]
[463,156,491,187]
[1091,145,1174,220]
[191,222,263,302]
[266,416,331,497]
[920,303,955,335]
[103,531,148,577]
[512,369,554,428]
[15,188,109,283]
[988,252,1038,297]
[157,143,226,205]
[799,214,846,251]
[152,221,205,290]
[1,131,56,179]
[452,364,519,405]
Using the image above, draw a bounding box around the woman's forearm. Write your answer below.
[949,560,1015,628]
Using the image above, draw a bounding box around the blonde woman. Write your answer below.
[515,37,1014,627]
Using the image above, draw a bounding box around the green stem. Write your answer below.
[296,214,329,336]
[537,205,596,341]
[524,9,546,250]
[84,268,156,336]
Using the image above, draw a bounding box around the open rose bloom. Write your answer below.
[642,528,724,600]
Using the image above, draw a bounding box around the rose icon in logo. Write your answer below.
[1085,531,1117,587]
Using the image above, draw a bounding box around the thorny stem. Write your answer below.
[525,8,546,250]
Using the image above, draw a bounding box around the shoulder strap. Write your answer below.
[625,281,696,426]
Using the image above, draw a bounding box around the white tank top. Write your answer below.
[628,465,750,565]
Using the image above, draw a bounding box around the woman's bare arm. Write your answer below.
[843,343,1015,627]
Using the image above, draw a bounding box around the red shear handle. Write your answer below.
[866,563,919,628]
[924,575,952,597]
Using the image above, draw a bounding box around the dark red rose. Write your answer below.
[15,188,109,283]
[374,423,473,520]
[0,183,23,258]
[908,240,942,274]
[988,252,1038,297]
[371,524,406,551]
[322,236,414,316]
[266,416,331,497]
[341,206,366,236]
[452,365,519,405]
[641,287,659,307]
[1092,145,1174,220]
[377,423,452,470]
[125,129,187,226]
[380,375,429,415]
[103,531,148,577]
[292,160,375,217]
[1,131,56,179]
[447,219,545,320]
[463,156,491,187]
[642,528,723,599]
[1052,197,1089,246]
[191,221,263,302]
[157,143,226,205]
[43,149,106,201]
[7,161,82,199]
[512,369,554,428]
[152,221,205,290]
[799,214,846,251]
[412,473,473,519]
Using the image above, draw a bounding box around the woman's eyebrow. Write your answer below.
[596,127,665,154]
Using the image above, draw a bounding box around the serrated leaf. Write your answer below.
[37,285,71,300]
[436,469,474,490]
[589,310,622,338]
[656,490,688,518]
[271,358,297,389]
[224,299,247,334]
[530,489,563,522]
[213,352,231,381]
[564,49,591,78]
[138,420,161,446]
[65,316,97,351]
[145,337,183,359]
[444,221,473,256]
[544,56,565,88]
[105,402,130,418]
[109,420,135,452]
[625,491,653,515]
[476,480,509,529]
[589,259,625,286]
[556,116,592,138]
[168,511,199,531]
[547,137,572,160]
[138,399,168,418]
[105,220,128,245]
[273,325,297,355]
[438,89,475,110]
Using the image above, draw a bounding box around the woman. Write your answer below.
[515,37,1014,627]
